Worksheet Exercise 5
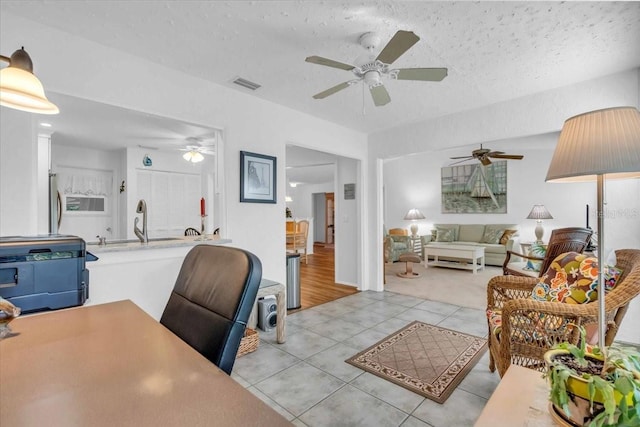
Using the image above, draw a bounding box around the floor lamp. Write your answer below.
[546,106,640,352]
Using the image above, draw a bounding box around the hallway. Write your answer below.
[293,244,358,312]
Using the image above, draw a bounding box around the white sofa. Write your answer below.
[421,223,519,267]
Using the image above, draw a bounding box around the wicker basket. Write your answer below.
[236,328,259,357]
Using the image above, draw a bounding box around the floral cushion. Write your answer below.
[530,252,623,304]
[524,243,547,272]
[481,226,505,244]
[435,228,455,242]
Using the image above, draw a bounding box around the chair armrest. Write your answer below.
[487,275,538,309]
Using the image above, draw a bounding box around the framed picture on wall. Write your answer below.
[441,160,507,213]
[240,151,277,203]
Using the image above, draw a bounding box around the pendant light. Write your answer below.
[0,47,59,114]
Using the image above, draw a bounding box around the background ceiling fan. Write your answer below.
[450,144,524,166]
[177,136,217,163]
[305,30,447,106]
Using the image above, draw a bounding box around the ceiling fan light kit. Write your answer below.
[182,150,204,163]
[305,30,447,107]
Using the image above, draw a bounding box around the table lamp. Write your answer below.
[546,106,640,352]
[526,204,553,243]
[404,208,425,237]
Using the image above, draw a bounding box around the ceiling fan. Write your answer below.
[178,136,216,163]
[449,144,524,166]
[305,30,447,106]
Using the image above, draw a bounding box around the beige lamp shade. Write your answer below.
[526,205,553,220]
[0,48,59,114]
[404,209,425,221]
[546,107,640,182]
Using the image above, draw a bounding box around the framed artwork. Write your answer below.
[240,151,277,203]
[441,161,507,213]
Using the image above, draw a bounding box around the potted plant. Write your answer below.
[544,326,640,426]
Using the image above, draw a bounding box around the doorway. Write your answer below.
[325,192,334,247]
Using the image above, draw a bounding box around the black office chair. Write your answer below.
[184,227,201,236]
[160,245,262,375]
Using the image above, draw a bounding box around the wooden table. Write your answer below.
[0,300,292,427]
[474,365,555,426]
[424,244,485,274]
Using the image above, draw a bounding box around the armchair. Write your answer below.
[385,228,411,262]
[502,227,593,277]
[487,249,640,377]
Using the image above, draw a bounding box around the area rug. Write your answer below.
[345,321,487,403]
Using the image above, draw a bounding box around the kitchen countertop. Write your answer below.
[86,235,231,254]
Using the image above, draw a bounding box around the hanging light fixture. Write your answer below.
[182,150,204,163]
[0,47,59,114]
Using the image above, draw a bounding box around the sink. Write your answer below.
[88,237,182,245]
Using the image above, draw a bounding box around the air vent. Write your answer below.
[232,77,261,91]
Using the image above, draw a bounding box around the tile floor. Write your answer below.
[232,291,501,427]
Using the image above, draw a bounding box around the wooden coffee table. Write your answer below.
[423,244,485,274]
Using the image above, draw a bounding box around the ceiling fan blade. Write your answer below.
[490,154,524,160]
[449,158,473,166]
[312,81,353,99]
[450,155,473,159]
[375,30,420,65]
[305,56,355,71]
[396,68,448,81]
[369,85,391,106]
[486,151,505,156]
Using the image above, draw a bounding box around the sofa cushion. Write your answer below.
[500,229,517,245]
[481,225,506,244]
[433,224,459,241]
[456,224,483,243]
[435,228,455,242]
[482,243,507,254]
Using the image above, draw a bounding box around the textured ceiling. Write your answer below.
[4,1,640,134]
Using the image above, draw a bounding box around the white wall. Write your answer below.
[0,108,38,236]
[0,13,368,286]
[335,157,360,287]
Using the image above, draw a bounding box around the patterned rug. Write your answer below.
[345,321,487,403]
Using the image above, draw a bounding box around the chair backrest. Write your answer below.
[538,227,593,275]
[389,228,408,236]
[160,245,262,375]
[184,227,201,236]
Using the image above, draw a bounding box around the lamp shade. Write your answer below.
[526,205,553,220]
[546,107,640,182]
[0,48,59,114]
[404,209,425,221]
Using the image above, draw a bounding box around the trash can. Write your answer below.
[286,253,301,309]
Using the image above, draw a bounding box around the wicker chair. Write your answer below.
[502,227,593,277]
[487,249,640,377]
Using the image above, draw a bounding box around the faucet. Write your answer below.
[133,199,148,243]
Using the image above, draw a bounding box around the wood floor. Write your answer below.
[289,244,359,313]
